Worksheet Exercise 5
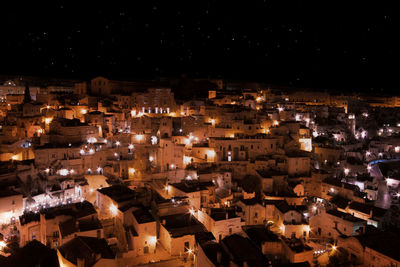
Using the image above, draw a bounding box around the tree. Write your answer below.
[327,247,351,267]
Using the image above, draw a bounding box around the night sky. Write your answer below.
[0,1,398,92]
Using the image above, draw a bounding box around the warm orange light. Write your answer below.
[207,150,215,158]
[149,236,157,245]
[136,135,144,141]
[81,109,87,114]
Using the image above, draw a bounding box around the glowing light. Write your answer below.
[70,169,75,174]
[256,96,262,102]
[164,186,169,191]
[295,114,301,121]
[332,245,337,251]
[367,165,371,171]
[11,155,18,160]
[89,188,94,193]
[129,168,135,175]
[109,203,118,216]
[114,153,118,157]
[344,168,350,176]
[149,156,154,162]
[189,209,195,216]
[44,117,52,124]
[131,110,136,117]
[180,111,185,116]
[273,120,279,126]
[312,206,317,211]
[187,248,193,254]
[366,151,371,156]
[0,240,6,250]
[280,225,285,232]
[81,109,87,114]
[97,167,102,173]
[59,169,69,176]
[136,135,144,141]
[170,164,175,169]
[80,149,85,155]
[88,137,97,143]
[207,150,216,159]
[278,107,284,112]
[149,236,157,245]
[46,105,50,109]
[395,146,400,153]
[89,149,94,154]
[45,168,50,173]
[115,141,120,146]
[361,131,367,138]
[151,136,157,145]
[128,144,134,149]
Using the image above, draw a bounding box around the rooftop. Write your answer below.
[209,208,239,221]
[132,206,156,224]
[282,237,313,253]
[97,184,136,203]
[326,209,365,223]
[244,226,280,249]
[170,180,214,193]
[222,234,267,266]
[160,213,206,238]
[59,236,114,266]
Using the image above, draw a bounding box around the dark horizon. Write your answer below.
[0,1,398,93]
